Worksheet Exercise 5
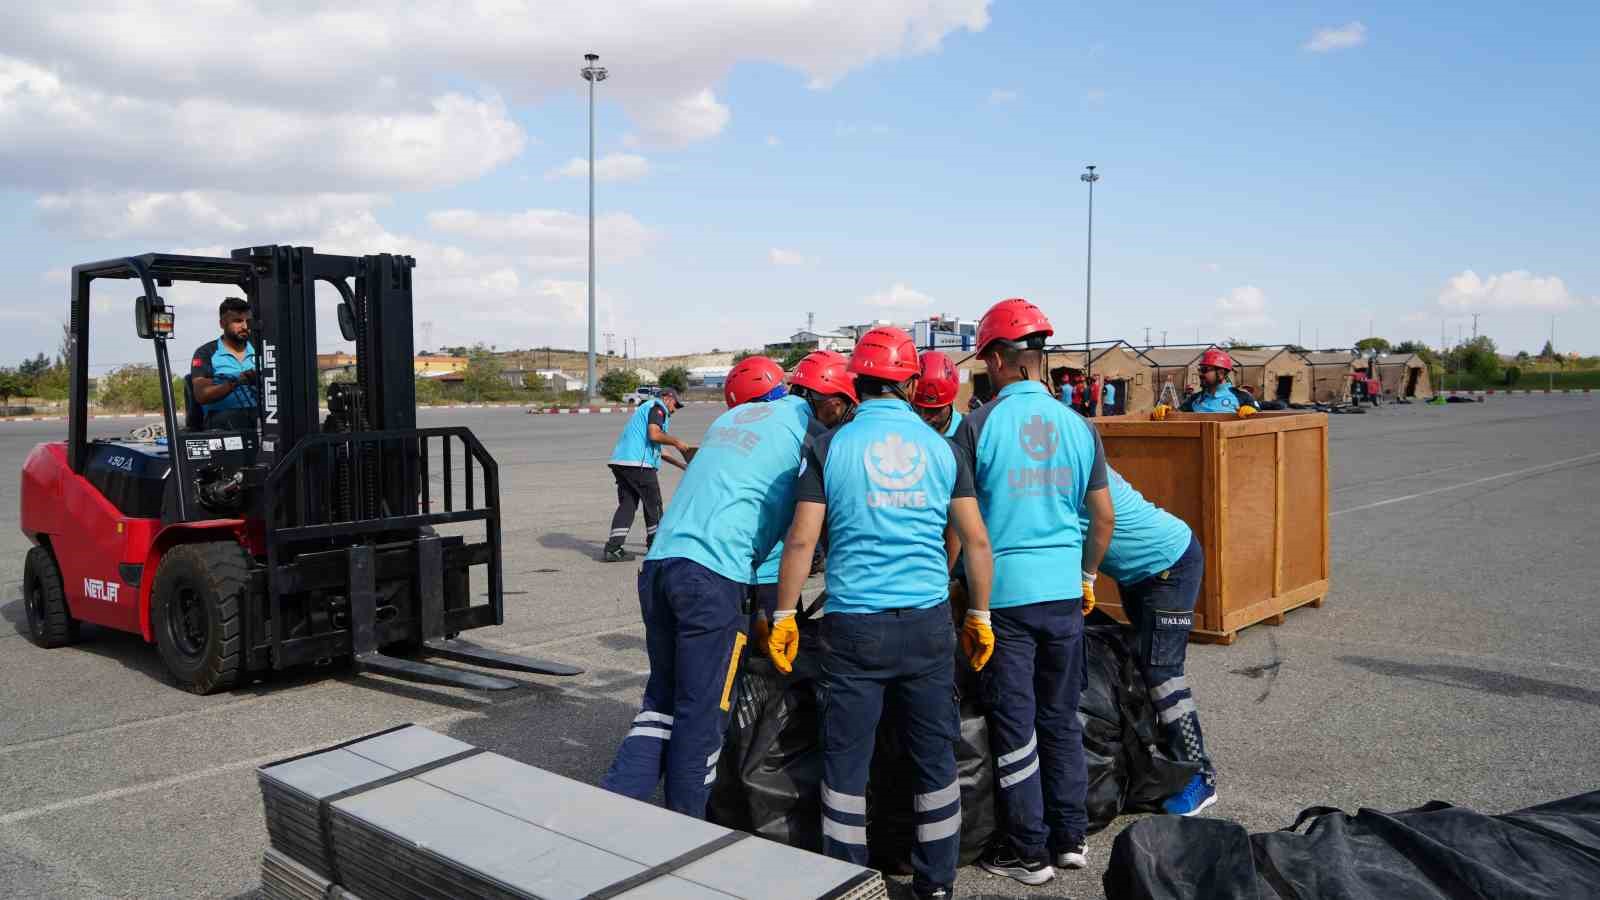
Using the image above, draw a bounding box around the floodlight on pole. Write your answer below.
[1080,164,1100,412]
[581,52,608,404]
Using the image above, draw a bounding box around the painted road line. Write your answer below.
[1332,450,1600,516]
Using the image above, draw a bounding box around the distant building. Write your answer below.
[913,314,977,350]
[687,365,732,389]
[414,356,468,376]
[316,352,357,371]
[764,329,857,356]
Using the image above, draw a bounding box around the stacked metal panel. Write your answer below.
[261,847,364,900]
[258,725,886,900]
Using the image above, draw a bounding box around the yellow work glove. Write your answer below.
[960,610,995,671]
[1082,572,1097,616]
[767,609,799,674]
[1151,404,1171,421]
[1237,405,1258,418]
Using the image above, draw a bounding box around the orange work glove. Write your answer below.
[961,610,995,671]
[767,609,799,674]
[1237,405,1258,418]
[1151,404,1171,421]
[1082,573,1097,616]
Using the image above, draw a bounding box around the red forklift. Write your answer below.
[19,246,580,693]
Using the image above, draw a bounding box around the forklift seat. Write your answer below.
[183,373,203,431]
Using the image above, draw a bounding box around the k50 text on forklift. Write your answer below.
[18,246,581,693]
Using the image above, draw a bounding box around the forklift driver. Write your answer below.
[190,297,259,431]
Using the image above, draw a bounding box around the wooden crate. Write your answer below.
[1089,411,1329,644]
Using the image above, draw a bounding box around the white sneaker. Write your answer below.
[1054,841,1088,870]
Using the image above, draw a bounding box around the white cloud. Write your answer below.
[546,153,652,182]
[765,135,782,147]
[0,3,992,192]
[1303,21,1367,53]
[426,208,656,268]
[630,89,732,146]
[769,248,808,266]
[34,190,386,240]
[1437,270,1588,312]
[1216,285,1270,332]
[866,282,934,309]
[989,89,1018,104]
[0,56,525,193]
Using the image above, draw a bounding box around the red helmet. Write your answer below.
[1199,348,1235,371]
[847,327,919,381]
[724,356,785,407]
[912,351,959,408]
[789,350,857,403]
[976,298,1053,354]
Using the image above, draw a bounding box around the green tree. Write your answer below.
[1515,350,1532,363]
[97,365,164,412]
[598,369,639,401]
[18,353,50,381]
[0,369,26,409]
[1539,339,1557,360]
[658,366,690,393]
[415,376,444,405]
[1448,336,1501,382]
[1355,337,1392,354]
[32,364,70,401]
[1394,340,1439,367]
[731,349,759,363]
[778,347,810,369]
[523,371,548,394]
[462,347,508,400]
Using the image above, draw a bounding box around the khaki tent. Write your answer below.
[1302,350,1360,403]
[1373,353,1431,398]
[1046,343,1154,414]
[1228,346,1311,405]
[1139,346,1218,406]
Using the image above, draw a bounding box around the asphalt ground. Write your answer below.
[2,395,1598,899]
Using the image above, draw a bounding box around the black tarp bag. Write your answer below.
[1104,790,1600,900]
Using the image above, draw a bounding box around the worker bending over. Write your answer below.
[750,349,858,637]
[1088,467,1218,816]
[1153,349,1257,419]
[600,357,809,818]
[767,327,995,900]
[954,298,1114,885]
[912,351,963,437]
[601,388,690,562]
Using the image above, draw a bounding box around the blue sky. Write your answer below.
[2,2,1595,375]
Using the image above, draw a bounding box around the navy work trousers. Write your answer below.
[981,598,1088,862]
[820,603,960,896]
[600,558,748,818]
[1117,536,1215,783]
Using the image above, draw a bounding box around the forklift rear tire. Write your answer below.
[151,542,248,694]
[23,545,79,648]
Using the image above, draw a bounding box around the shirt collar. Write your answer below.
[857,397,912,414]
[997,379,1050,400]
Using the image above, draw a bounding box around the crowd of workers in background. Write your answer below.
[599,299,1243,898]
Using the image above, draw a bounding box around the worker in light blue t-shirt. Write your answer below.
[601,357,810,820]
[1086,466,1217,817]
[952,299,1115,886]
[766,328,995,900]
[601,389,689,562]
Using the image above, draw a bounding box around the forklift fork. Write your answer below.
[348,541,582,692]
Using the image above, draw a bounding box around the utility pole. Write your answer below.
[1550,316,1556,393]
[1144,326,1151,348]
[1161,330,1167,347]
[1080,165,1100,408]
[581,52,609,404]
[1298,320,1303,347]
[603,331,615,356]
[1471,313,1480,341]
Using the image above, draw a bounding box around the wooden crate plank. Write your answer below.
[1222,432,1277,617]
[1282,426,1328,592]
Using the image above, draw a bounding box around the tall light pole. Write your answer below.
[581,52,608,404]
[1080,164,1100,411]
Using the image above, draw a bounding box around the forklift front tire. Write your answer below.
[23,545,79,648]
[151,542,248,694]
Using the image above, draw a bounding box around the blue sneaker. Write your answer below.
[1163,775,1217,817]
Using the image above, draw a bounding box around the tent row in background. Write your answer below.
[946,343,1431,414]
